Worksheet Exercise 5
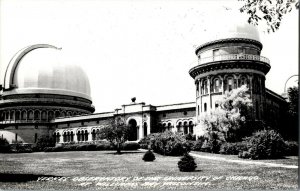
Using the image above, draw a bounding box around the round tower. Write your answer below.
[189,23,271,128]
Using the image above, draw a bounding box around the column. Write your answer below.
[207,76,212,112]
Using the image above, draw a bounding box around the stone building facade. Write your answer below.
[0,23,288,144]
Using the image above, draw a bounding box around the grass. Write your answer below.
[0,150,298,190]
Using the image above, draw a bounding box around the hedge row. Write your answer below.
[139,130,298,159]
[44,142,140,152]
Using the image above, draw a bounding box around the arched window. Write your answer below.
[183,121,188,134]
[197,105,200,115]
[167,122,172,131]
[240,77,248,87]
[81,130,85,141]
[41,111,47,121]
[227,78,233,91]
[67,132,70,142]
[84,130,88,141]
[21,111,27,120]
[188,121,194,134]
[177,122,182,132]
[28,111,34,120]
[77,131,81,142]
[10,111,15,121]
[203,80,208,94]
[143,122,148,137]
[15,111,20,121]
[204,103,207,112]
[214,78,220,93]
[92,129,96,141]
[61,112,66,117]
[48,111,54,121]
[70,131,74,142]
[55,111,60,118]
[34,110,40,121]
[63,132,67,142]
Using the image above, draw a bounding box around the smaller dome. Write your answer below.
[199,10,261,45]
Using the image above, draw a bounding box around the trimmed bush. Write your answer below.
[284,141,298,156]
[239,130,285,159]
[178,153,197,172]
[142,150,156,161]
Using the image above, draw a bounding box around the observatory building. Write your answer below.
[0,22,287,144]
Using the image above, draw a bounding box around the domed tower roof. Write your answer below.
[3,44,92,101]
[196,10,262,54]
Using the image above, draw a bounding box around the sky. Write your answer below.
[0,0,298,113]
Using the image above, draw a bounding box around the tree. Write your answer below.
[239,0,299,32]
[201,85,253,142]
[97,118,131,154]
[286,86,298,141]
[287,86,298,116]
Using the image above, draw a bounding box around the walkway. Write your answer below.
[189,152,298,169]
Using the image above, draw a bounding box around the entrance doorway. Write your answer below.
[128,119,138,141]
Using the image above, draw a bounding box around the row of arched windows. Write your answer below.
[91,129,100,141]
[177,121,194,135]
[196,76,249,96]
[77,130,89,142]
[0,109,84,122]
[63,131,74,142]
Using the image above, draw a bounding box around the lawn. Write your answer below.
[0,150,298,190]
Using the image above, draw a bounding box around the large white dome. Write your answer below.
[3,44,92,101]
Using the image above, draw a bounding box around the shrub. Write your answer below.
[138,137,151,149]
[199,132,225,153]
[178,153,197,172]
[0,138,11,153]
[219,142,248,155]
[238,151,251,159]
[149,131,191,156]
[95,143,113,150]
[142,150,156,161]
[184,133,196,141]
[122,142,140,150]
[240,130,285,159]
[33,135,55,152]
[284,141,298,156]
[192,136,205,151]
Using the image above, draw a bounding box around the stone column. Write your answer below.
[207,76,212,112]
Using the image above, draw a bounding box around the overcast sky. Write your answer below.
[0,0,298,113]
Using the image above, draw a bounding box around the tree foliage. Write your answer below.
[239,0,299,32]
[285,86,299,141]
[97,118,131,154]
[201,85,253,142]
[287,86,298,116]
